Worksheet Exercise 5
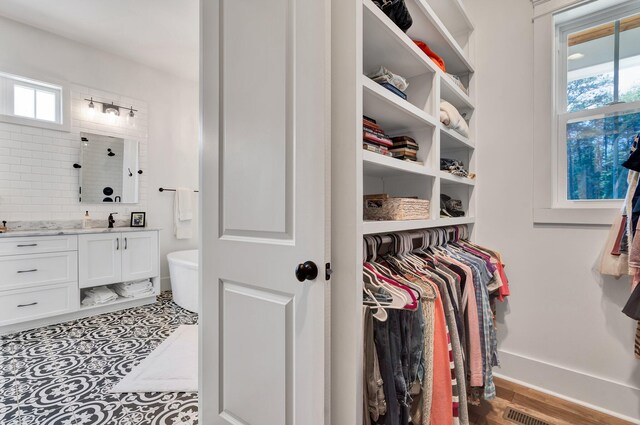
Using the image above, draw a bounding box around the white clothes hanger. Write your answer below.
[363,266,410,308]
[363,287,389,321]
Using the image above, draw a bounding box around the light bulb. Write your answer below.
[87,98,95,119]
[107,109,118,124]
[126,107,135,127]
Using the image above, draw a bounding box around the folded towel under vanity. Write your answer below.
[114,279,154,298]
[81,286,118,306]
[174,188,193,240]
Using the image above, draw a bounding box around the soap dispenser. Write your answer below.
[82,211,91,229]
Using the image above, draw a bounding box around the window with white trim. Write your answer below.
[555,4,640,208]
[0,72,65,128]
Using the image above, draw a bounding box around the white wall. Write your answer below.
[467,0,640,421]
[0,16,199,288]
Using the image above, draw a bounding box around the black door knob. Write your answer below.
[295,261,318,282]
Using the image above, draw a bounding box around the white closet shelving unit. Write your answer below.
[331,0,475,422]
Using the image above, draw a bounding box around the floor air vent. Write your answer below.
[503,407,552,425]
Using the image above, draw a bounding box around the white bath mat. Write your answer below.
[111,325,198,393]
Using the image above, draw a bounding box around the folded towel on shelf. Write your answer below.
[114,279,154,298]
[367,66,409,91]
[440,100,470,138]
[81,286,118,306]
[413,40,446,72]
[174,188,193,240]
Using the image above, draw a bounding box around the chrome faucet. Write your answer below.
[108,212,117,229]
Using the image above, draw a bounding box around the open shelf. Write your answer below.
[362,0,438,78]
[363,150,437,178]
[79,293,156,311]
[440,75,474,110]
[439,171,476,186]
[363,77,437,133]
[405,0,475,75]
[363,216,475,234]
[440,125,474,150]
[427,0,474,40]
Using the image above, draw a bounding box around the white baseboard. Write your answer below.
[496,349,640,424]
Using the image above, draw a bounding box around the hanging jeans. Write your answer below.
[389,310,410,424]
[374,317,401,425]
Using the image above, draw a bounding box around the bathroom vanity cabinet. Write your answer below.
[78,231,159,288]
[0,228,160,334]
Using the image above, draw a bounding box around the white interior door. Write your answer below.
[200,0,330,424]
[121,231,159,282]
[78,233,121,288]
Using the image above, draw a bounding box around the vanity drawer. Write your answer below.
[0,282,77,326]
[0,235,78,256]
[0,252,78,290]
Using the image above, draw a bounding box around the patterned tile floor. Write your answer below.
[0,291,199,425]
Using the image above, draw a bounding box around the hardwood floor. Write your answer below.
[468,377,635,425]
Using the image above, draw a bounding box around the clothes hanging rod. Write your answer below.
[364,225,469,257]
[158,187,199,192]
[370,225,468,243]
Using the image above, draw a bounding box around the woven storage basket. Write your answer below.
[364,197,430,221]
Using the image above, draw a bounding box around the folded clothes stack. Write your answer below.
[363,116,393,157]
[390,136,419,162]
[440,157,475,179]
[414,40,445,72]
[441,194,465,218]
[367,66,409,100]
[81,286,118,306]
[114,279,154,298]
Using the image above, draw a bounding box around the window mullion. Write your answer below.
[613,19,620,103]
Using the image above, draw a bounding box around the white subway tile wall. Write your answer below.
[0,84,148,222]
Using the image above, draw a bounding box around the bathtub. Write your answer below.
[167,249,198,313]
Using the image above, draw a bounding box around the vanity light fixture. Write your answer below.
[84,98,138,119]
[568,52,585,61]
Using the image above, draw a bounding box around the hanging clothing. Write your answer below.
[363,227,508,424]
[617,132,640,359]
[364,308,387,425]
[636,322,640,359]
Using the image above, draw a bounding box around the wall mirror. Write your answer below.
[79,132,139,203]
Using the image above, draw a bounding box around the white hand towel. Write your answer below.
[176,188,193,220]
[174,188,193,240]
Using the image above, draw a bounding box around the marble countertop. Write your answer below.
[0,227,161,238]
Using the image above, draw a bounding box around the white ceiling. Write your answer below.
[0,0,199,81]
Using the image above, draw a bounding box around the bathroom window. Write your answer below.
[0,71,68,131]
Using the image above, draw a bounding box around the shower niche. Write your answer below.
[78,132,140,203]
